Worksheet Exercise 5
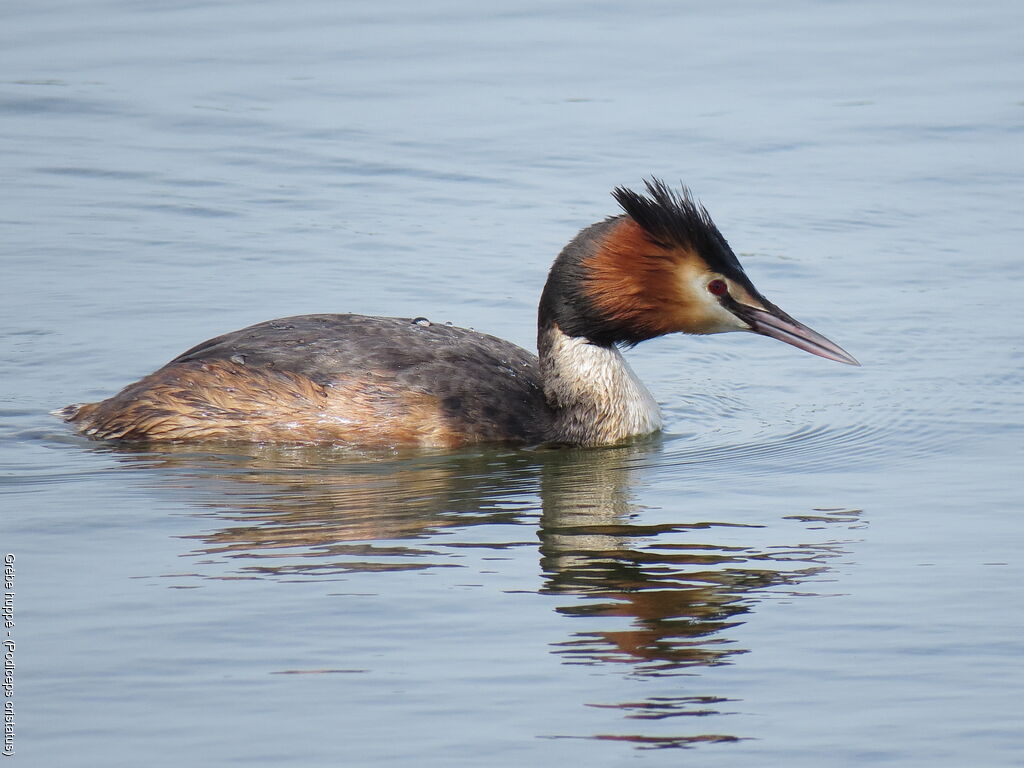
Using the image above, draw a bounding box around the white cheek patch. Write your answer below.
[706,302,751,334]
[683,272,752,334]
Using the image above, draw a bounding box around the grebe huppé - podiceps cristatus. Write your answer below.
[60,179,858,448]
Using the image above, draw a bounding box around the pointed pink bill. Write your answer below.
[741,306,860,366]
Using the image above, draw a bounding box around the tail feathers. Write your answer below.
[53,402,124,440]
[53,400,159,441]
[53,402,98,423]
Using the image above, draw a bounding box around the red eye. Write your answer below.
[707,279,728,296]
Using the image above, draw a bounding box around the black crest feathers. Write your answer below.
[612,178,746,279]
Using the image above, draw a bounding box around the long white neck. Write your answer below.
[538,324,663,446]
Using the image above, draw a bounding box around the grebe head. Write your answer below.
[539,178,859,366]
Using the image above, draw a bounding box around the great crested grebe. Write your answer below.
[60,179,858,448]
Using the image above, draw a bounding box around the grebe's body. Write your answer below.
[66,315,553,445]
[61,180,857,448]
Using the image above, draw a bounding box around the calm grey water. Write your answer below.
[3,1,1023,765]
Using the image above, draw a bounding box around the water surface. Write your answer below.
[3,1,1023,765]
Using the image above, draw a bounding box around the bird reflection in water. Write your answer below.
[104,442,545,575]
[533,450,862,748]
[96,440,863,748]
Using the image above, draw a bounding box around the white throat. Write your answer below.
[539,325,663,445]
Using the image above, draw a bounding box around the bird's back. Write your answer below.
[62,314,551,447]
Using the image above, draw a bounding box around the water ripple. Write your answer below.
[654,407,951,478]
